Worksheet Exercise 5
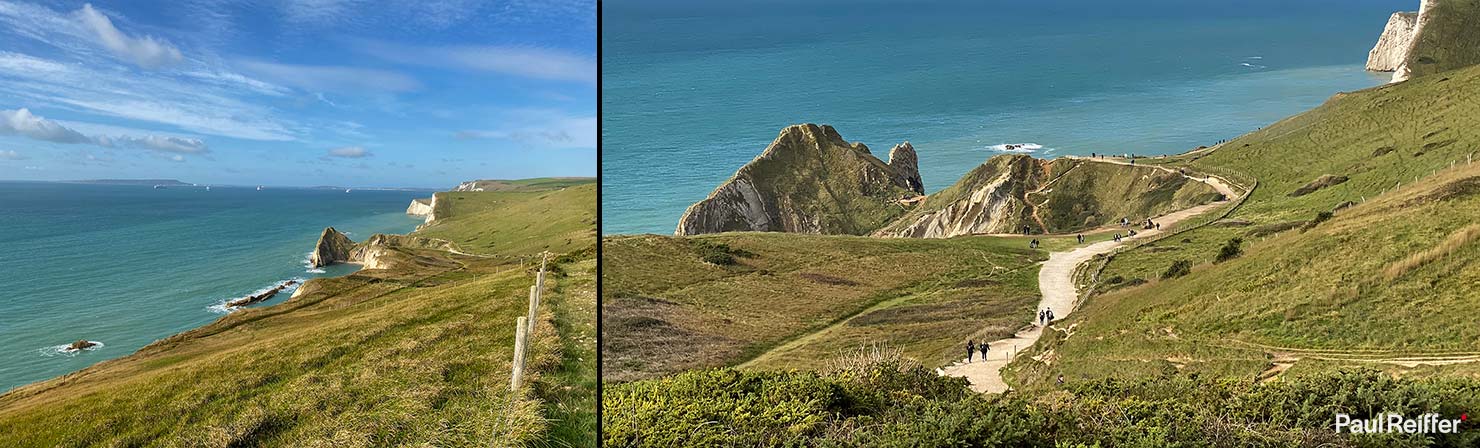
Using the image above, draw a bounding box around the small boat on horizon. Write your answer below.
[345,188,352,193]
[256,185,263,191]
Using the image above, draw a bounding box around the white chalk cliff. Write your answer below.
[1367,12,1419,72]
[406,196,436,223]
[1368,0,1440,83]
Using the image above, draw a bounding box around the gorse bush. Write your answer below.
[1215,237,1243,263]
[604,355,1480,447]
[1161,259,1192,279]
[691,240,753,265]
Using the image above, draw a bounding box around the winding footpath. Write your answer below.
[939,158,1241,393]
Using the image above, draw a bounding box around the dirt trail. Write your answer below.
[939,158,1240,393]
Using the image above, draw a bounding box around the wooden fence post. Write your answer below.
[528,285,540,335]
[511,316,527,391]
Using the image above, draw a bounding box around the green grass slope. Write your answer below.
[1011,63,1480,388]
[1404,0,1480,79]
[417,182,596,257]
[601,233,1044,382]
[0,187,596,446]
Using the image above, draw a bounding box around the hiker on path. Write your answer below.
[979,342,989,361]
[1048,309,1055,322]
[1156,222,1161,231]
[1077,234,1084,244]
[966,340,976,362]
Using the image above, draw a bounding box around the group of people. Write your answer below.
[1142,218,1161,231]
[964,339,990,362]
[1038,308,1055,326]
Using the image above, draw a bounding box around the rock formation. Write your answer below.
[888,142,925,195]
[227,280,298,308]
[67,340,97,351]
[675,124,924,236]
[874,155,1042,238]
[874,155,1222,238]
[308,227,356,268]
[1367,11,1420,72]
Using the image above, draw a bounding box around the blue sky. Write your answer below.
[0,0,594,188]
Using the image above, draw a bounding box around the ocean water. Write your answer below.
[0,182,425,391]
[602,0,1407,235]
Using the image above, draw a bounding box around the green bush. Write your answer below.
[1161,260,1192,279]
[691,240,753,265]
[604,360,1480,447]
[1215,237,1243,263]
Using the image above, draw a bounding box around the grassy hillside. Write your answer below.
[601,232,1044,381]
[0,186,596,446]
[418,182,596,257]
[1404,0,1480,79]
[457,177,596,192]
[1010,63,1480,388]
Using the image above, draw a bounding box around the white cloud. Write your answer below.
[236,59,421,93]
[75,4,183,69]
[456,115,594,149]
[352,39,594,84]
[0,108,210,155]
[326,146,369,158]
[1,107,93,144]
[1,149,27,160]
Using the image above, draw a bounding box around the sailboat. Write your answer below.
[205,186,211,191]
[345,188,352,193]
[256,186,263,191]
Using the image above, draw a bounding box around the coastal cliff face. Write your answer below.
[308,227,355,268]
[1394,0,1480,82]
[674,124,923,236]
[873,155,1222,238]
[406,196,436,223]
[1367,11,1419,72]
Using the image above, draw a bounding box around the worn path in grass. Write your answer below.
[939,159,1241,393]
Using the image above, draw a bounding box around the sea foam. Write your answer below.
[987,143,1043,153]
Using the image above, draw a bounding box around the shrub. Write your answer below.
[1302,211,1334,231]
[691,240,752,265]
[1215,237,1243,263]
[1161,260,1192,279]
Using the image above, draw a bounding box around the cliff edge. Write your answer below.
[674,124,924,236]
[1367,11,1419,72]
[308,227,355,268]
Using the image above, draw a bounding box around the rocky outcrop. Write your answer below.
[454,181,486,192]
[348,234,457,270]
[1367,11,1419,72]
[675,124,924,236]
[888,142,925,194]
[874,155,1042,238]
[406,196,436,223]
[308,227,355,268]
[1289,174,1349,197]
[227,280,298,308]
[874,155,1222,239]
[66,340,97,351]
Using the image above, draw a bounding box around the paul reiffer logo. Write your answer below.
[1334,412,1466,434]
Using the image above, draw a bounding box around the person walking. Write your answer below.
[1077,234,1084,244]
[1156,222,1161,231]
[966,340,976,362]
[979,341,989,361]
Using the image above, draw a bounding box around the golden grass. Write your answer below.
[1383,223,1480,281]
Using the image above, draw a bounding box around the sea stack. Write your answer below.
[888,142,925,195]
[674,124,924,236]
[309,227,355,268]
[67,340,96,351]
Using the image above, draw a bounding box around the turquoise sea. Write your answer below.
[601,0,1406,235]
[0,182,425,391]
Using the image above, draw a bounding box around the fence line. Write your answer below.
[510,252,550,392]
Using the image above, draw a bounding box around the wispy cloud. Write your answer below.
[0,108,209,154]
[0,149,27,160]
[326,145,370,158]
[456,115,594,149]
[352,39,594,84]
[236,59,421,93]
[75,4,183,68]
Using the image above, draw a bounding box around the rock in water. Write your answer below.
[889,142,925,195]
[675,124,924,236]
[68,340,96,351]
[1367,11,1419,72]
[309,227,356,268]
